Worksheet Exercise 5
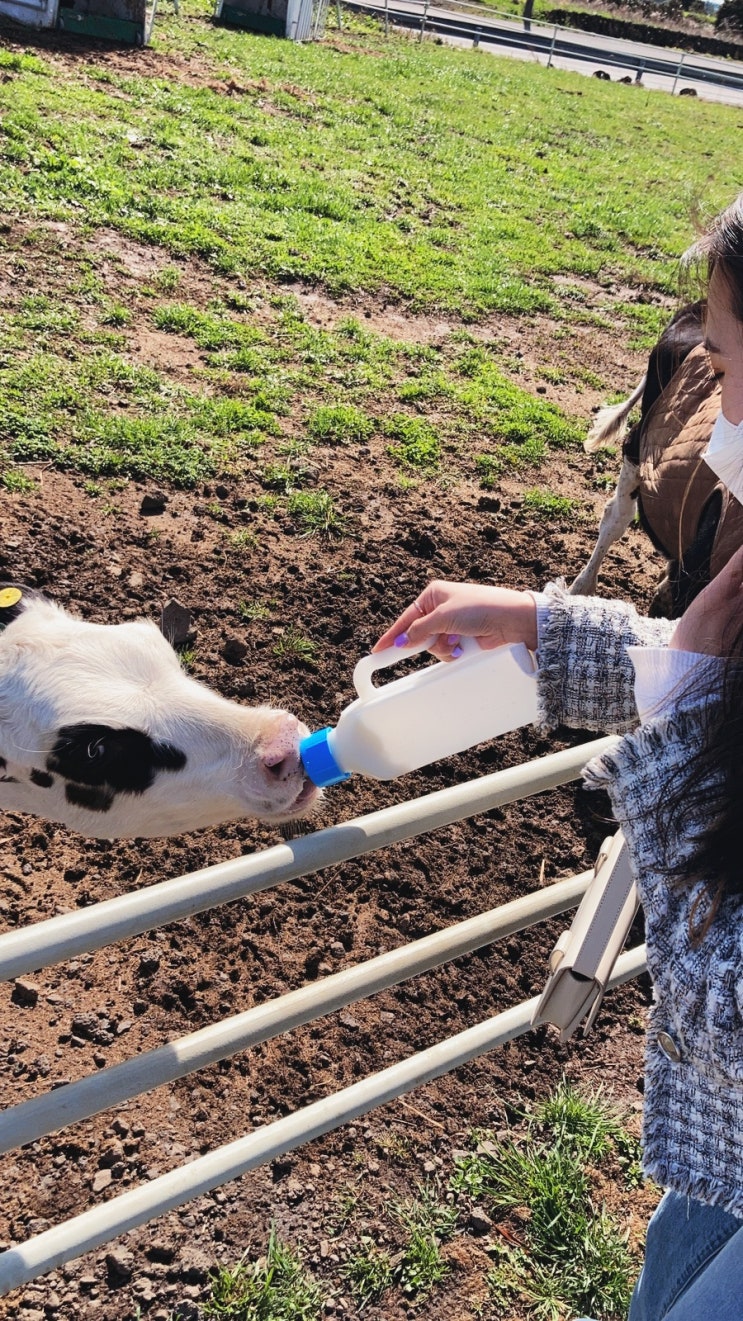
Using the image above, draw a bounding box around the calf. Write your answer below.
[0,585,318,838]
[570,301,723,614]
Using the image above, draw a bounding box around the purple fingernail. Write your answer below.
[452,645,463,658]
[394,633,409,648]
[447,635,460,646]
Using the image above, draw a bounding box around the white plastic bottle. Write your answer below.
[300,636,539,786]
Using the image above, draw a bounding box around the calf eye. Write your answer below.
[87,740,106,761]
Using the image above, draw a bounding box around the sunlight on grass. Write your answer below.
[1,1,739,316]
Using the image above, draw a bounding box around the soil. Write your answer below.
[0,40,673,1317]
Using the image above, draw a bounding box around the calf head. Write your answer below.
[0,586,318,838]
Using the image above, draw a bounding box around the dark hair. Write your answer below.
[683,190,743,323]
[664,192,743,937]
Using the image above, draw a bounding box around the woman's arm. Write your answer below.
[373,579,675,733]
[537,582,674,731]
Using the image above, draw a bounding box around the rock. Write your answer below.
[177,1246,213,1283]
[128,571,144,589]
[140,491,168,514]
[105,1248,134,1285]
[329,941,346,958]
[138,955,160,978]
[160,599,193,647]
[469,1209,494,1235]
[223,635,248,664]
[215,484,230,499]
[91,1169,112,1194]
[11,979,40,1007]
[338,1012,359,1030]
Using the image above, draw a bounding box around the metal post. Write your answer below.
[419,0,429,42]
[0,737,616,985]
[671,52,686,95]
[0,944,647,1298]
[473,25,481,48]
[384,0,389,36]
[335,0,341,28]
[546,24,557,68]
[0,870,594,1151]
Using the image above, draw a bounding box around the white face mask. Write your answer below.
[703,410,743,506]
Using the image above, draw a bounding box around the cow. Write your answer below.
[0,584,318,838]
[569,300,743,616]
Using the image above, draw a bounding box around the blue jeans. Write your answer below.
[580,1190,743,1321]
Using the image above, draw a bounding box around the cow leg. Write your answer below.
[569,457,640,595]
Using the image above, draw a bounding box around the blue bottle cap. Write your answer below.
[299,728,351,788]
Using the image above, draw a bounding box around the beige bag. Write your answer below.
[531,831,638,1042]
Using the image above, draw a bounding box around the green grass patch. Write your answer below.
[523,487,581,519]
[2,1,740,317]
[384,414,441,470]
[452,1079,645,1321]
[307,403,374,446]
[203,1227,322,1320]
[287,489,345,537]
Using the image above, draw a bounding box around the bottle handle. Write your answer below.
[353,636,480,701]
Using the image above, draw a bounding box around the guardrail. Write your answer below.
[346,0,743,94]
[0,734,649,1297]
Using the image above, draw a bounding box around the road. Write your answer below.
[345,0,743,105]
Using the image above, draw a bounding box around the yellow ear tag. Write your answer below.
[0,588,23,610]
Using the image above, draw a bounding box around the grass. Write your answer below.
[192,1086,646,1320]
[452,1079,647,1320]
[1,6,740,321]
[286,489,345,538]
[522,488,582,519]
[203,1227,322,1320]
[307,403,375,446]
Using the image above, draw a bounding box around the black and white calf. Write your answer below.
[0,586,317,838]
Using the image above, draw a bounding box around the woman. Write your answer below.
[374,192,743,1320]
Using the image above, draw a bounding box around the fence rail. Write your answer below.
[0,733,649,1297]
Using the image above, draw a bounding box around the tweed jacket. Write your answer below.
[537,583,743,1217]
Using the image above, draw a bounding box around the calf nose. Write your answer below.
[259,715,304,782]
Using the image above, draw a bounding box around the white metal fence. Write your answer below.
[0,734,648,1297]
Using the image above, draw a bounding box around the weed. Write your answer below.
[384,414,440,471]
[307,403,374,446]
[2,470,36,493]
[376,1130,412,1164]
[272,629,317,662]
[398,1229,449,1297]
[226,529,258,551]
[533,1079,620,1163]
[261,463,302,493]
[287,489,345,538]
[238,599,272,622]
[177,646,197,673]
[453,1081,643,1319]
[328,1185,362,1237]
[342,1239,394,1308]
[100,303,131,328]
[154,266,182,293]
[389,1183,459,1241]
[203,1226,322,1320]
[522,488,579,520]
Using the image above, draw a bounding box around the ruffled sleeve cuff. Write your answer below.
[628,647,725,723]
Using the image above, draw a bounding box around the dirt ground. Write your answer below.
[0,47,673,1316]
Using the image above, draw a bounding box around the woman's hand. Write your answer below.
[373,580,539,660]
[671,544,743,656]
